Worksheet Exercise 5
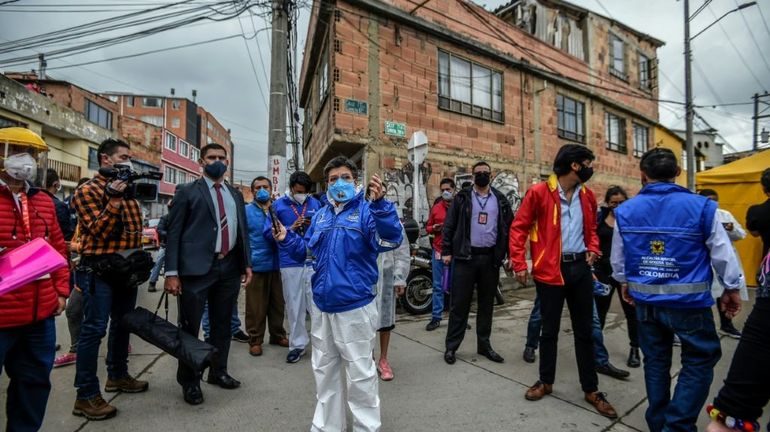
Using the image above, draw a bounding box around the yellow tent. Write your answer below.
[696,149,770,286]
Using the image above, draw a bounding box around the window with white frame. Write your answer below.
[638,53,651,90]
[633,123,649,157]
[190,146,200,161]
[163,166,177,184]
[438,50,503,122]
[165,132,177,152]
[171,100,181,110]
[605,111,626,153]
[609,34,625,79]
[556,94,585,142]
[140,116,164,127]
[178,140,189,158]
[171,117,181,128]
[318,45,329,105]
[143,97,162,108]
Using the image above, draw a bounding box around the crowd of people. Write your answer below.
[1,126,770,432]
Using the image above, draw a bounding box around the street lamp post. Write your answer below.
[684,1,757,191]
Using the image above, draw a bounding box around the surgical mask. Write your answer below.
[576,166,594,183]
[328,178,356,203]
[293,193,307,205]
[114,160,134,171]
[3,153,37,181]
[441,190,453,201]
[204,160,227,179]
[255,188,270,203]
[473,172,490,188]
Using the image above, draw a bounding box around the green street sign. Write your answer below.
[344,99,368,115]
[384,121,406,138]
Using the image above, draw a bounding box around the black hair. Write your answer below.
[761,168,770,193]
[440,178,456,189]
[553,144,595,176]
[604,185,628,203]
[472,161,491,172]
[323,155,358,180]
[97,138,129,159]
[201,143,227,159]
[252,176,271,189]
[639,147,678,181]
[290,171,313,190]
[45,168,59,189]
[698,189,718,199]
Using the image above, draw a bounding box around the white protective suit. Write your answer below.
[711,207,749,300]
[376,226,411,330]
[281,265,314,351]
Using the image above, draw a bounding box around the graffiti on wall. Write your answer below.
[384,160,432,224]
[455,170,523,215]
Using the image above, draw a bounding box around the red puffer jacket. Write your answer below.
[0,184,69,329]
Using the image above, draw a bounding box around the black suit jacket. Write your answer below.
[165,178,251,277]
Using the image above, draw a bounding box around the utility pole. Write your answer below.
[684,0,695,191]
[753,92,770,151]
[38,54,47,80]
[268,0,289,194]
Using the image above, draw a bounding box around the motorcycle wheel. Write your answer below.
[400,269,433,315]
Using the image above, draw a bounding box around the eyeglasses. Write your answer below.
[328,174,354,183]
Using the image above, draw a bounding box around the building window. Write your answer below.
[142,97,162,108]
[605,112,626,153]
[88,147,99,170]
[178,140,189,158]
[126,96,135,107]
[633,123,649,157]
[171,100,181,110]
[84,99,113,130]
[609,34,626,79]
[556,94,585,142]
[638,53,651,90]
[164,166,177,184]
[0,115,23,128]
[318,45,330,105]
[437,50,503,122]
[140,115,164,127]
[190,147,200,161]
[165,132,177,152]
[171,117,181,128]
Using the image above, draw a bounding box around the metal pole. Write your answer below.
[268,0,288,193]
[753,93,759,151]
[684,0,695,190]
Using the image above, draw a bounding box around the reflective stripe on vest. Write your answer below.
[628,282,710,295]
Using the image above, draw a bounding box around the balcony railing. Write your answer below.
[48,158,82,183]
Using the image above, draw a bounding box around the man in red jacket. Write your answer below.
[425,178,455,331]
[509,144,617,418]
[0,127,69,432]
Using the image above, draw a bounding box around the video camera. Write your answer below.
[99,165,163,202]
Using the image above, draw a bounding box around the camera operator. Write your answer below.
[71,138,151,421]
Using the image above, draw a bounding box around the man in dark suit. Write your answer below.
[164,143,252,405]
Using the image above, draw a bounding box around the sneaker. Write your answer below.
[286,348,305,363]
[425,319,440,331]
[105,375,149,393]
[522,346,536,364]
[72,395,117,420]
[231,330,249,343]
[54,352,77,368]
[720,323,742,339]
[377,358,394,381]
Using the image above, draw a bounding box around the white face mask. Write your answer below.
[441,190,453,201]
[3,153,37,181]
[114,160,134,171]
[293,193,307,205]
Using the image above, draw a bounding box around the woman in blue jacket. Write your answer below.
[274,156,402,432]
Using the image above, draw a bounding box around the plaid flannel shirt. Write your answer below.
[72,174,143,256]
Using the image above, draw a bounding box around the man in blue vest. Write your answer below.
[611,148,744,432]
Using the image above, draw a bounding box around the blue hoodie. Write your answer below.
[280,192,403,313]
[267,194,322,268]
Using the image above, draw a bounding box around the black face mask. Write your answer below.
[576,166,594,183]
[473,172,491,187]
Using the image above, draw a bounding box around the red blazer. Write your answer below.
[426,200,450,254]
[0,185,69,329]
[509,175,600,286]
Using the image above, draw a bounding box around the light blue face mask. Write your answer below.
[327,177,356,203]
[255,188,270,203]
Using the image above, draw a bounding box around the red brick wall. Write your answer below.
[117,116,162,167]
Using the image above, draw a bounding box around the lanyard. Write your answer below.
[289,201,308,219]
[473,190,491,211]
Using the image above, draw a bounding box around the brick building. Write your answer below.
[300,0,664,221]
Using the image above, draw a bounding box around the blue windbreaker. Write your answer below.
[245,202,278,272]
[267,194,322,268]
[280,192,403,313]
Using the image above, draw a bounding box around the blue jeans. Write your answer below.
[431,254,446,320]
[636,304,721,432]
[202,301,241,339]
[149,247,165,284]
[0,317,55,432]
[74,270,137,399]
[525,293,610,367]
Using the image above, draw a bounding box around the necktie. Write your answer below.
[214,183,230,255]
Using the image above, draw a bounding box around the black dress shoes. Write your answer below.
[627,347,641,368]
[206,373,241,389]
[478,348,504,363]
[444,350,456,365]
[183,385,204,405]
[595,362,630,380]
[522,346,536,364]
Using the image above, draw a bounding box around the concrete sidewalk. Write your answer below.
[3,282,766,431]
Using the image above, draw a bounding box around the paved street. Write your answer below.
[3,280,765,432]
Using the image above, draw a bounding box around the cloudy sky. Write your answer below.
[0,0,768,183]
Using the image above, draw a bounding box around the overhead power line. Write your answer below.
[732,0,770,79]
[705,4,766,91]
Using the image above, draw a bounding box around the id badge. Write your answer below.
[478,212,488,225]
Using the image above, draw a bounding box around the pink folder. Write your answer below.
[0,237,67,297]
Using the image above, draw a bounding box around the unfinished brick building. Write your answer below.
[300,0,663,221]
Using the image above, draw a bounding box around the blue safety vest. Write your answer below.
[615,182,717,308]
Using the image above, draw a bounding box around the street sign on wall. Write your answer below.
[268,155,286,196]
[344,99,368,115]
[384,121,406,138]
